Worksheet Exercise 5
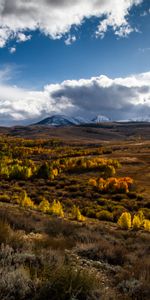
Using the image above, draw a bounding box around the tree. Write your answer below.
[132,215,141,230]
[71,205,85,221]
[143,219,150,231]
[19,191,35,209]
[39,197,51,213]
[117,212,131,230]
[36,162,50,179]
[51,200,64,217]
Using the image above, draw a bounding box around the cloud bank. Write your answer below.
[0,0,143,47]
[0,69,150,125]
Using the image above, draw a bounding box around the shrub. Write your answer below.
[113,206,127,222]
[0,220,12,244]
[97,198,107,205]
[36,162,50,179]
[51,168,59,178]
[132,215,142,230]
[140,208,150,220]
[103,165,116,178]
[39,197,51,213]
[112,194,125,201]
[19,191,35,209]
[88,178,97,187]
[89,176,133,194]
[83,207,96,218]
[0,194,10,203]
[9,165,32,180]
[117,212,132,230]
[127,192,137,199]
[137,210,144,224]
[143,219,150,231]
[71,205,85,221]
[35,265,102,300]
[96,210,113,222]
[51,200,64,218]
[0,267,34,300]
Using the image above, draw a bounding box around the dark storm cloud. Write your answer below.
[45,73,150,120]
[50,81,145,113]
[0,72,150,125]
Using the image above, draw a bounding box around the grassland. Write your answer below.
[0,124,149,300]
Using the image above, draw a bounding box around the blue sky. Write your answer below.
[0,0,150,125]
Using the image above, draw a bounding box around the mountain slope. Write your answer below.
[35,114,80,126]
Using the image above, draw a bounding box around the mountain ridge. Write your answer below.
[33,114,110,127]
[33,114,150,127]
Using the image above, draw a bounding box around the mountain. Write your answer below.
[34,114,81,126]
[34,114,111,126]
[92,114,110,123]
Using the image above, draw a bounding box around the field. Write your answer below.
[0,123,150,300]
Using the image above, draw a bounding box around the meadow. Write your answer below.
[0,131,149,299]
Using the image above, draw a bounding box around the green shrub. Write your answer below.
[35,265,102,300]
[36,162,50,179]
[0,194,10,203]
[112,194,125,201]
[9,165,32,180]
[113,206,127,222]
[97,198,107,205]
[127,192,137,199]
[141,208,150,220]
[96,210,113,222]
[83,207,96,218]
[0,260,33,300]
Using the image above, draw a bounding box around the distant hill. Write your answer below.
[1,121,150,142]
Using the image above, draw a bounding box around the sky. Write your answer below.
[0,0,150,126]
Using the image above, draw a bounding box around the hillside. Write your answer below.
[1,122,150,141]
[0,129,149,299]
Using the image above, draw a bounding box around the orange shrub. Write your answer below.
[89,177,133,194]
[88,178,97,187]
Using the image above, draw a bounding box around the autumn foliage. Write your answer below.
[89,176,133,193]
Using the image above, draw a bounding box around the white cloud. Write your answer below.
[9,46,16,53]
[0,0,143,47]
[65,35,76,45]
[16,32,32,43]
[0,67,74,125]
[96,0,142,38]
[0,27,12,47]
[0,67,150,125]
